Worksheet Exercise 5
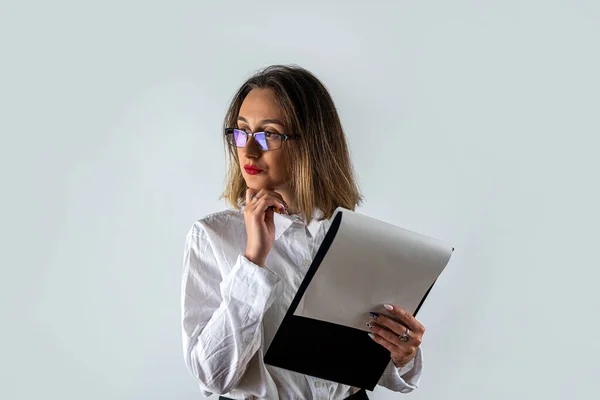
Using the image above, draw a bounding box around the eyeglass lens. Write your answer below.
[232,129,281,150]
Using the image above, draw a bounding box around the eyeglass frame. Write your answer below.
[224,128,301,151]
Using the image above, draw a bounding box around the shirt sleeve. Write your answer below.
[377,346,423,394]
[181,222,282,396]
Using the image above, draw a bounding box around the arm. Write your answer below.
[181,222,282,395]
[369,304,426,394]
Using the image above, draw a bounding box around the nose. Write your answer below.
[243,135,262,159]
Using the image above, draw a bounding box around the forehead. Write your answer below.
[238,88,283,120]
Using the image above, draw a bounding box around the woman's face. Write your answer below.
[236,88,292,191]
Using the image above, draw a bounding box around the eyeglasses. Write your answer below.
[225,128,300,151]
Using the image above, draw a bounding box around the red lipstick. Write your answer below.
[244,165,264,175]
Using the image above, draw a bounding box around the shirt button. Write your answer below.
[304,259,311,266]
[314,381,323,388]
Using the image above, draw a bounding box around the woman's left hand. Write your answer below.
[367,304,425,368]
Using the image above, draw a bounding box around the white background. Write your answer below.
[1,1,599,399]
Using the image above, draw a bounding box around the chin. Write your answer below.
[243,176,271,189]
[243,176,284,191]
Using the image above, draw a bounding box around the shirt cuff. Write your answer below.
[219,255,281,314]
[380,346,423,393]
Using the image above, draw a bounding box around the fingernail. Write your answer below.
[368,333,375,339]
[384,304,393,311]
[279,203,289,214]
[369,312,379,320]
[366,322,374,329]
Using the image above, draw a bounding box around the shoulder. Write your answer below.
[186,208,245,239]
[184,208,247,264]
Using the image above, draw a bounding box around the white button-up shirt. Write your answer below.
[181,208,423,399]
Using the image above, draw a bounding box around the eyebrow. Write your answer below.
[237,116,285,126]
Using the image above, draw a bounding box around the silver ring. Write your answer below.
[399,328,411,342]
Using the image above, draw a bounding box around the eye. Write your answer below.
[264,130,280,138]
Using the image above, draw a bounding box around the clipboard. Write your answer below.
[264,208,454,390]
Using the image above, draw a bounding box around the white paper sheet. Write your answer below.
[293,207,453,332]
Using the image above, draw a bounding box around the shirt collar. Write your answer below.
[240,206,323,240]
[273,210,323,240]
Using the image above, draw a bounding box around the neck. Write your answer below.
[273,184,298,215]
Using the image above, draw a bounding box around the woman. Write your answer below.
[181,65,425,400]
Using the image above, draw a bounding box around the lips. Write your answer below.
[244,165,264,175]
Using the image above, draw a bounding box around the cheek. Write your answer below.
[266,152,291,180]
[236,148,244,160]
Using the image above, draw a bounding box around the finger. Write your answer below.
[368,332,416,368]
[368,327,417,367]
[253,191,287,213]
[254,196,287,215]
[264,204,275,225]
[246,188,258,206]
[368,320,421,349]
[246,189,287,214]
[248,189,274,208]
[260,189,287,209]
[383,304,425,335]
[367,332,397,354]
[269,205,288,215]
[370,313,422,341]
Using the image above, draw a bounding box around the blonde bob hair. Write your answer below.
[221,65,363,224]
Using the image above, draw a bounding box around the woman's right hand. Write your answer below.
[243,188,288,267]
